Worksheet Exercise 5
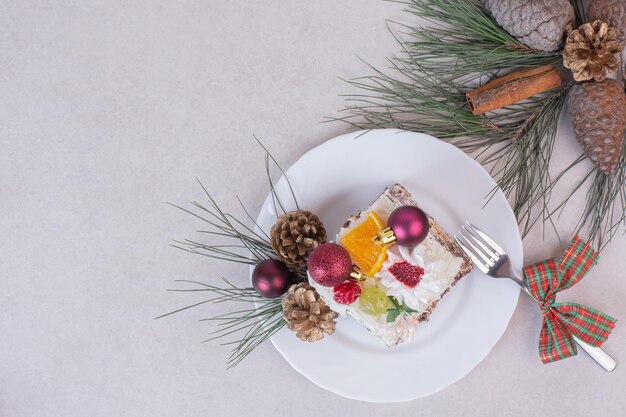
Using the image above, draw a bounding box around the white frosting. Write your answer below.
[309,276,348,316]
[387,311,421,342]
[378,238,462,312]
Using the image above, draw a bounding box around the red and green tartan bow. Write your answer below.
[523,236,616,364]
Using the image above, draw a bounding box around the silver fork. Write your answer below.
[455,221,616,372]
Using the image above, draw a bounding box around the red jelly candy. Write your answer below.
[333,281,362,305]
[389,260,424,288]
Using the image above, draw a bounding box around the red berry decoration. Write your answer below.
[251,259,292,298]
[307,243,352,287]
[389,260,424,288]
[374,205,430,248]
[333,281,362,304]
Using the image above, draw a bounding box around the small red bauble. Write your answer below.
[307,243,353,287]
[387,206,430,247]
[252,259,292,298]
[333,281,362,304]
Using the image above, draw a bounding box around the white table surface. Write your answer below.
[1,1,624,416]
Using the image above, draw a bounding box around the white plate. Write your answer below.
[254,129,521,402]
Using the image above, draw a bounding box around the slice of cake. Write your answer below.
[310,184,472,346]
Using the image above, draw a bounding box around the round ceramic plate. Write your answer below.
[254,129,521,402]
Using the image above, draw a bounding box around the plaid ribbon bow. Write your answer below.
[523,236,616,363]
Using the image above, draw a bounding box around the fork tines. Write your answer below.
[454,221,505,274]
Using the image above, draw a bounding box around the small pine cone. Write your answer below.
[563,20,625,82]
[588,0,626,38]
[568,79,626,174]
[282,283,338,342]
[270,210,326,269]
[481,0,574,52]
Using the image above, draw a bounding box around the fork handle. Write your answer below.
[572,335,617,372]
[514,279,616,372]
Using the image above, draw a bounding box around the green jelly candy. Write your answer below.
[359,287,389,316]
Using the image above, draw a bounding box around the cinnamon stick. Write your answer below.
[466,66,561,115]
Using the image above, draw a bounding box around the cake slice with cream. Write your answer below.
[310,184,472,346]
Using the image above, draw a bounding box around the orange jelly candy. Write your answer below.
[340,211,387,276]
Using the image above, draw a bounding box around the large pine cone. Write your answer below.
[270,210,326,269]
[568,79,626,174]
[588,0,626,37]
[481,0,575,51]
[282,283,338,342]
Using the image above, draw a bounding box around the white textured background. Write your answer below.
[1,1,624,416]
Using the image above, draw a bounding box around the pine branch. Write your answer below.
[552,140,626,250]
[333,0,564,235]
[161,141,299,367]
[333,0,624,249]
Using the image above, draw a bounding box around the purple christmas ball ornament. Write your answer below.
[387,205,430,247]
[252,259,293,298]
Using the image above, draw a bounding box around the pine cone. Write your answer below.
[270,210,326,269]
[588,0,626,37]
[282,283,338,342]
[568,79,626,174]
[481,0,574,52]
[563,20,625,82]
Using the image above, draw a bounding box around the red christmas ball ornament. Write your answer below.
[252,259,292,298]
[333,280,362,304]
[307,243,352,287]
[373,205,430,248]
